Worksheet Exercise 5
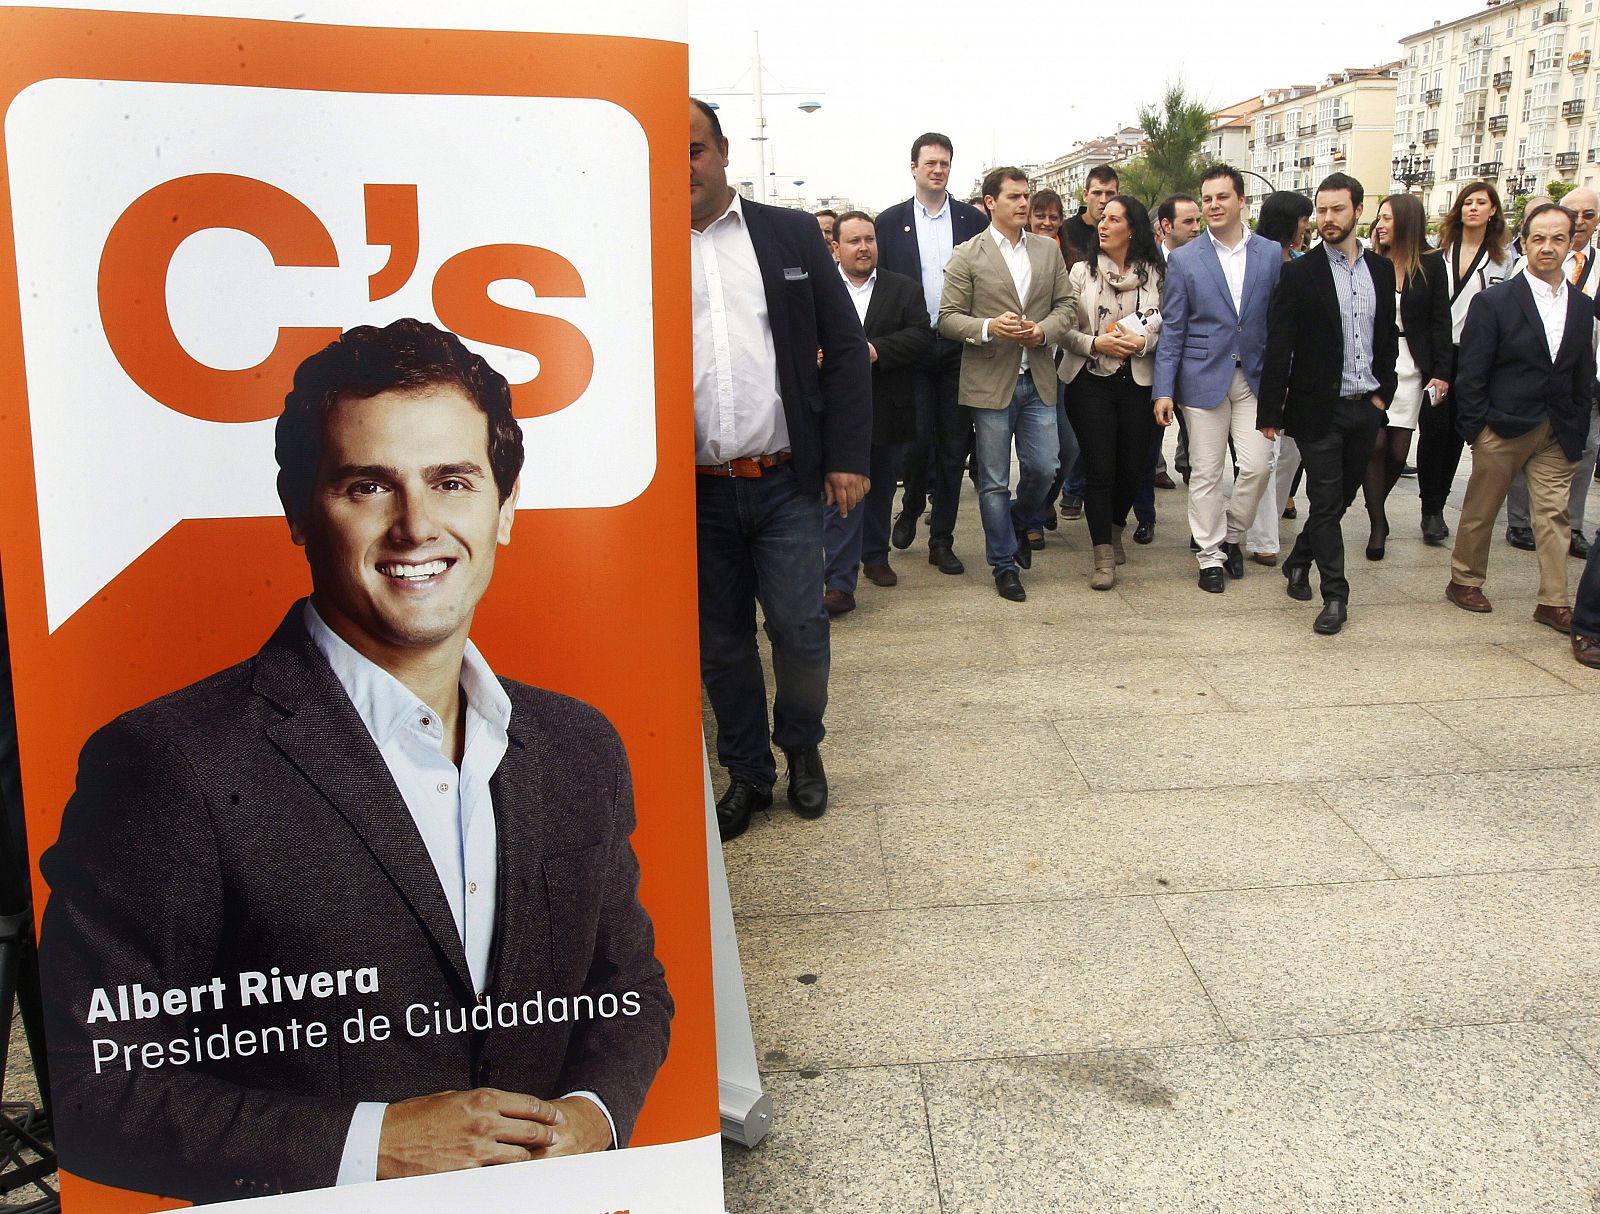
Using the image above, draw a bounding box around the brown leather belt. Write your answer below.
[695,451,793,478]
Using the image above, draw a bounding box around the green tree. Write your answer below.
[1116,83,1214,207]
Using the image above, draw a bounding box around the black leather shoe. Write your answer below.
[1313,599,1347,635]
[1198,567,1225,593]
[1283,563,1312,601]
[716,779,772,841]
[1013,528,1032,570]
[782,746,828,817]
[928,544,965,575]
[1572,531,1592,559]
[996,569,1026,601]
[1221,541,1245,579]
[1134,521,1155,545]
[1506,526,1536,551]
[1365,519,1388,561]
[891,510,917,550]
[1421,513,1449,544]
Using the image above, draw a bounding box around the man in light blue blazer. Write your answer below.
[1153,164,1284,593]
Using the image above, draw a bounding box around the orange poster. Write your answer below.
[0,5,718,1210]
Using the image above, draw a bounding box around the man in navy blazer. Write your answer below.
[875,133,989,574]
[1153,164,1283,593]
[1448,201,1597,628]
[690,99,872,841]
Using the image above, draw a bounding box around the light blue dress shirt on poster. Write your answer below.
[1326,246,1380,397]
[301,604,613,1185]
[913,196,955,329]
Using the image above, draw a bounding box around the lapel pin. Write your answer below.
[904,225,911,232]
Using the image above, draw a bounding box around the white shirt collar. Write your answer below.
[1208,225,1249,256]
[839,265,876,289]
[303,600,511,747]
[915,194,950,220]
[1528,273,1569,302]
[989,225,1027,252]
[702,188,747,234]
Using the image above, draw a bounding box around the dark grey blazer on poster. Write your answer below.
[38,605,672,1203]
[740,197,874,489]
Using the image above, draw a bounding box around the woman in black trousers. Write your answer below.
[1417,180,1511,543]
[1056,195,1164,589]
[1363,192,1452,559]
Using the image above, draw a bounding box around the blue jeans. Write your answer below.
[1041,379,1085,521]
[971,376,1060,574]
[696,464,829,787]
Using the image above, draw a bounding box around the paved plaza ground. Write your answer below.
[718,449,1600,1212]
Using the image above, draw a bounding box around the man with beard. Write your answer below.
[1258,173,1399,634]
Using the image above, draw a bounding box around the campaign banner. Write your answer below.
[0,4,718,1211]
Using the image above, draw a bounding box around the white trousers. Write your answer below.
[1181,369,1275,568]
[1246,433,1303,555]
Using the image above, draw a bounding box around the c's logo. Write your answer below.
[97,173,594,423]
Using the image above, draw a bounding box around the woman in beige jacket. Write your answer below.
[1056,194,1164,588]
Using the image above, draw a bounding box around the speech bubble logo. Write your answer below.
[6,80,655,631]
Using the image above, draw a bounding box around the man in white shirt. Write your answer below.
[690,99,872,841]
[1508,186,1600,557]
[1449,202,1597,627]
[937,167,1076,602]
[38,319,672,1201]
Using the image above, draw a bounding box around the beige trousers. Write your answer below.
[1450,419,1577,607]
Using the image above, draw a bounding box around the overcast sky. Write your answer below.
[688,0,1470,212]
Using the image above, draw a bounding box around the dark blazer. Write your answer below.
[1258,244,1400,438]
[740,197,873,490]
[858,266,931,445]
[1454,272,1597,460]
[873,194,989,294]
[1398,250,1455,383]
[38,607,672,1203]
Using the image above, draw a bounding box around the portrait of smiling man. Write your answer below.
[37,317,673,1203]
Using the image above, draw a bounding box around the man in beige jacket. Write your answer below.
[939,167,1076,601]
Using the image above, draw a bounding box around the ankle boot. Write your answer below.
[1111,525,1127,565]
[1090,544,1116,590]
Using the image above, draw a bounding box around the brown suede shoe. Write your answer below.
[1533,604,1573,633]
[862,563,897,587]
[1445,581,1493,613]
[1252,551,1278,567]
[822,589,855,616]
[1573,633,1600,669]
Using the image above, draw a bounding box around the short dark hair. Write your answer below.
[981,166,1030,203]
[815,208,838,220]
[1199,164,1246,198]
[691,96,724,145]
[911,132,953,165]
[1156,193,1197,225]
[276,318,525,522]
[1085,164,1120,189]
[1031,189,1064,216]
[833,209,874,236]
[1315,172,1364,207]
[1527,200,1577,236]
[1256,190,1314,247]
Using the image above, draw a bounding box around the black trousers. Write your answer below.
[1415,387,1463,515]
[898,337,970,547]
[1066,365,1157,546]
[1285,396,1387,602]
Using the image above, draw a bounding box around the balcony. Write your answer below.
[1477,160,1503,176]
[1545,4,1569,22]
[1424,87,1443,105]
[1494,70,1515,89]
[1489,113,1509,132]
[1557,150,1581,168]
[1297,122,1318,138]
[1566,98,1587,119]
[1267,131,1286,145]
[1421,127,1440,144]
[1296,156,1313,168]
[1421,171,1437,187]
[1334,114,1354,131]
[1572,50,1592,70]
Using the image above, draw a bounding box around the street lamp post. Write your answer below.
[697,32,822,205]
[1392,142,1431,193]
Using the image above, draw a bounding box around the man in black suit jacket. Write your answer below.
[1447,202,1598,628]
[1259,173,1399,634]
[875,132,989,574]
[690,99,872,841]
[822,211,932,613]
[38,319,672,1202]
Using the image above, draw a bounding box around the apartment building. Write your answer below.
[1029,127,1147,200]
[1249,66,1401,205]
[1398,0,1600,215]
[1206,97,1264,170]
